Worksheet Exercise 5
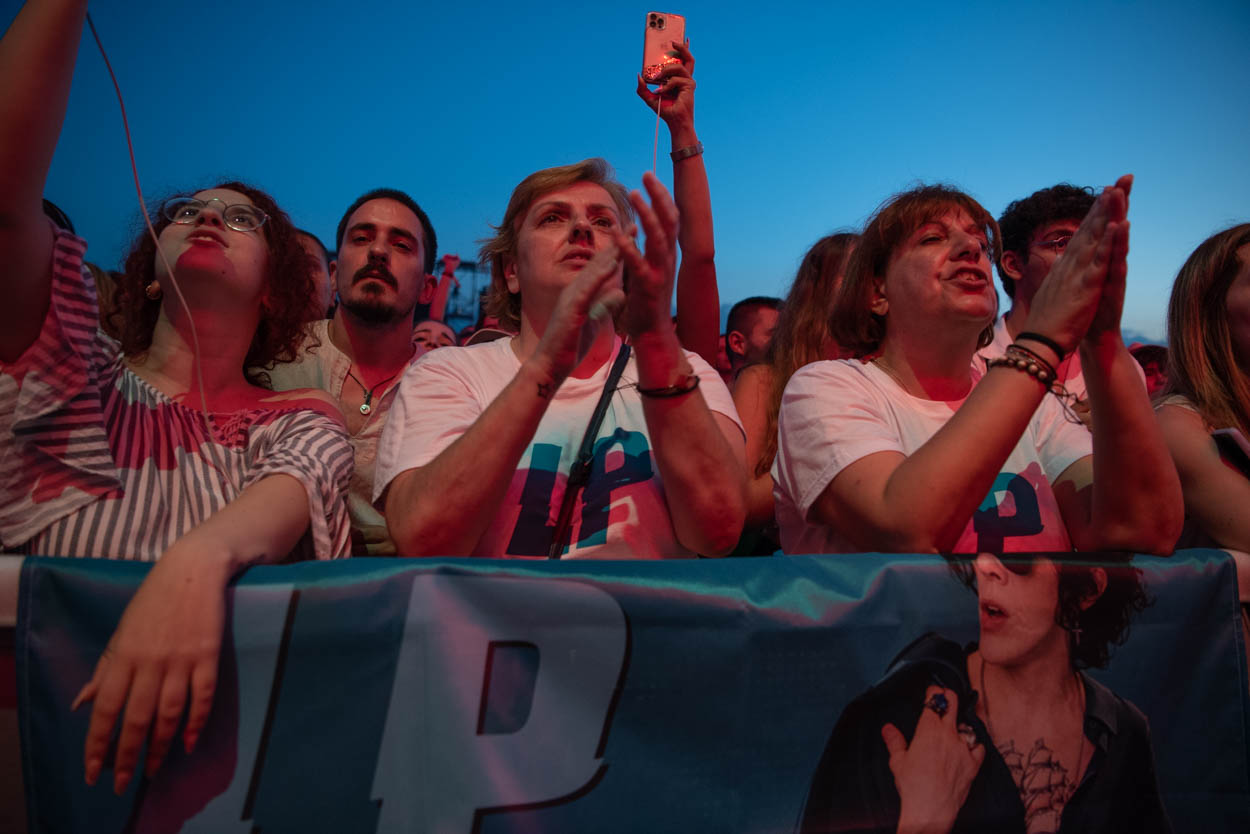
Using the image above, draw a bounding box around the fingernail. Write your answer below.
[114,770,131,795]
[85,758,100,786]
[185,732,198,754]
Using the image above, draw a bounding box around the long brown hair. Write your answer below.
[1164,223,1250,437]
[109,181,315,386]
[755,233,859,477]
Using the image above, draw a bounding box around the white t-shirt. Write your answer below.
[374,336,743,559]
[772,358,1092,555]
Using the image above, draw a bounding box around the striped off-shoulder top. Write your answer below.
[0,229,354,560]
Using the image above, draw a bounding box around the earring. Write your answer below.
[1061,608,1083,647]
[144,280,162,301]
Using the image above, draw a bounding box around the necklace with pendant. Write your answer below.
[345,367,401,415]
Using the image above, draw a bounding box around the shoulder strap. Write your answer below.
[547,344,632,559]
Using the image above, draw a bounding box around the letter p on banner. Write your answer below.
[371,574,628,833]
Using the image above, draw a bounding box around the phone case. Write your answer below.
[642,11,686,83]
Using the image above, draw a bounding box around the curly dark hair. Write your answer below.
[996,184,1096,299]
[950,553,1152,670]
[109,181,316,386]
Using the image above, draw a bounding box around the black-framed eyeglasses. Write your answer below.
[1032,234,1073,254]
[160,196,268,233]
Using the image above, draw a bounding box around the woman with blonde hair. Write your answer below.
[732,232,858,554]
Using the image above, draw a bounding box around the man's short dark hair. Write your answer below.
[296,228,329,263]
[336,188,438,276]
[726,296,782,361]
[996,184,1096,299]
[727,296,781,336]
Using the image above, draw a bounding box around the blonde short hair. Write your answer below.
[478,159,633,331]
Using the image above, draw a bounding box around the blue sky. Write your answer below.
[13,0,1250,340]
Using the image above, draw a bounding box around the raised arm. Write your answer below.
[616,172,747,556]
[636,40,719,369]
[427,253,460,322]
[0,0,88,361]
[809,179,1177,554]
[73,473,316,794]
[385,249,628,557]
[1040,177,1183,553]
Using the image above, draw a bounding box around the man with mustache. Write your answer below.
[268,188,438,554]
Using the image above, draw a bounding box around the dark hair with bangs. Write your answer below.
[949,553,1152,670]
[831,184,999,358]
[109,181,315,387]
[996,184,1096,299]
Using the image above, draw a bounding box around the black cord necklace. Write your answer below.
[345,367,401,415]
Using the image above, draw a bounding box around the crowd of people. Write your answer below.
[2,1,1249,829]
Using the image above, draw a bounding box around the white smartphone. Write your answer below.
[642,11,686,83]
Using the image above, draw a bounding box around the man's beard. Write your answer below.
[340,264,409,325]
[339,291,410,326]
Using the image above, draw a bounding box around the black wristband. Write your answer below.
[1016,331,1066,359]
[637,373,701,398]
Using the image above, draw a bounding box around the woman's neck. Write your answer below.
[876,329,980,401]
[972,639,1081,725]
[329,307,416,382]
[133,307,258,401]
[512,310,617,380]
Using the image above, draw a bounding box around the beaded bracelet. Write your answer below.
[1005,343,1058,381]
[988,346,1055,385]
[637,373,701,398]
[989,344,1085,425]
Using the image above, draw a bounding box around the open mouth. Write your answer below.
[950,269,988,288]
[187,232,225,247]
[980,601,1008,629]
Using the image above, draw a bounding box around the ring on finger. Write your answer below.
[924,692,949,717]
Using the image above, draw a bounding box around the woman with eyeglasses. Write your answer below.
[772,179,1181,558]
[799,552,1171,833]
[0,0,352,794]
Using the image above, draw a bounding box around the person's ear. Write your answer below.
[419,273,437,305]
[504,258,520,294]
[1000,250,1025,281]
[726,330,747,360]
[869,278,888,316]
[329,259,340,290]
[1080,567,1108,610]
